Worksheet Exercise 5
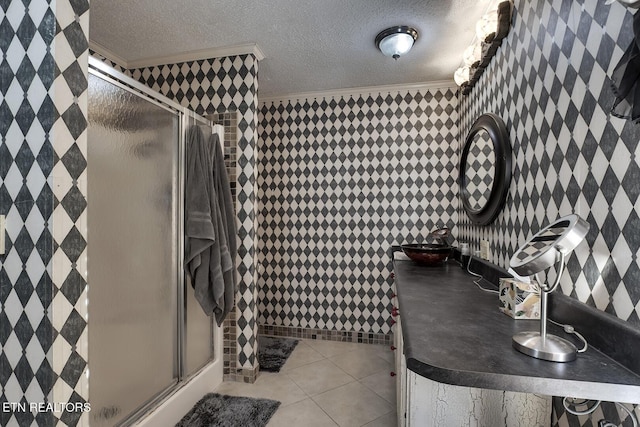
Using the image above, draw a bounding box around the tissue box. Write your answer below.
[499,278,540,319]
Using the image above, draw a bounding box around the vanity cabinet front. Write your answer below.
[392,256,640,426]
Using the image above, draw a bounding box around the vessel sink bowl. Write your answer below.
[401,243,452,266]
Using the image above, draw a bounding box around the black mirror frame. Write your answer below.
[460,113,512,225]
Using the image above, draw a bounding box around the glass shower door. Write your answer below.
[87,73,180,426]
[182,114,216,377]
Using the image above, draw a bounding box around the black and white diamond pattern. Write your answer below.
[257,89,459,335]
[552,398,640,427]
[459,0,640,424]
[68,1,639,420]
[1,1,89,426]
[465,136,494,210]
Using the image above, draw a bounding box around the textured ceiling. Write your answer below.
[89,0,492,99]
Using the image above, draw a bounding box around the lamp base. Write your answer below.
[512,331,577,362]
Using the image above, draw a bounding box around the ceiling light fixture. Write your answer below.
[375,26,418,60]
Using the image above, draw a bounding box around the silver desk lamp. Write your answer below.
[509,214,590,362]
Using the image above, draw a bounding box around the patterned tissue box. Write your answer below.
[499,278,540,319]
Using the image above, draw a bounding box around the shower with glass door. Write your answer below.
[86,58,224,426]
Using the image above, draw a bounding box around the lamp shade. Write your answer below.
[376,26,418,59]
[463,43,482,66]
[454,66,470,86]
[476,9,499,42]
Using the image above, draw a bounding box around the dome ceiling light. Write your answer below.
[375,26,419,60]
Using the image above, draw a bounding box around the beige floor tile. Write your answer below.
[359,370,396,404]
[313,381,394,427]
[214,372,307,406]
[280,341,325,371]
[362,412,398,427]
[286,359,355,395]
[371,344,395,365]
[214,380,251,396]
[214,341,397,427]
[329,347,391,379]
[268,398,339,427]
[304,339,362,358]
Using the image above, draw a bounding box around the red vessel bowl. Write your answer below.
[401,244,452,266]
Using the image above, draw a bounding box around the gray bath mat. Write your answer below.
[175,393,280,427]
[258,336,299,372]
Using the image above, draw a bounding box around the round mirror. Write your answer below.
[510,214,590,277]
[460,113,511,225]
[463,131,495,212]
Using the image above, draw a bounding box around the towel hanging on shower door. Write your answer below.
[184,125,237,325]
[210,131,237,324]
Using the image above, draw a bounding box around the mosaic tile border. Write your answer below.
[258,325,392,346]
[209,112,238,202]
[208,111,243,381]
[223,366,259,384]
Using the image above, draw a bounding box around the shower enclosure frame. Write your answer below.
[87,57,224,427]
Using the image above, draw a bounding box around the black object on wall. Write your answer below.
[460,113,512,226]
[611,10,640,122]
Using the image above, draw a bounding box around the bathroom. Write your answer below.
[1,0,639,426]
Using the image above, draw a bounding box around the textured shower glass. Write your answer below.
[87,73,179,426]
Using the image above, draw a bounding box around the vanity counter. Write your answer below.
[393,258,640,404]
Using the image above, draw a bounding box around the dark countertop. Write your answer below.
[393,258,640,403]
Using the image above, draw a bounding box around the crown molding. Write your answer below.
[126,43,265,69]
[259,80,457,105]
[88,41,265,70]
[89,40,130,69]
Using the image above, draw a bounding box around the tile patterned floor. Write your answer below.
[214,339,397,427]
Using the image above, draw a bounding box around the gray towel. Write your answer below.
[185,125,214,274]
[185,126,224,324]
[185,126,237,325]
[210,133,237,322]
